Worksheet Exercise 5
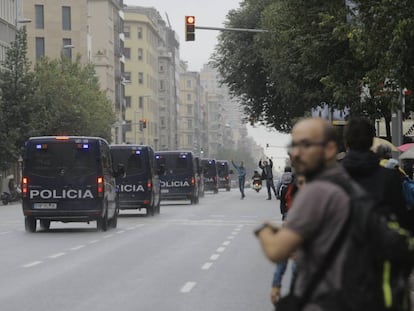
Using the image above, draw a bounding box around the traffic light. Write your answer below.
[185,16,195,41]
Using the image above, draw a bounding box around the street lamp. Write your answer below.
[62,44,75,59]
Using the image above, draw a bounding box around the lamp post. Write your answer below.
[62,44,75,59]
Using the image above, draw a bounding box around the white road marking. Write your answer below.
[103,234,114,239]
[231,231,239,235]
[116,230,125,234]
[22,261,42,268]
[210,254,220,261]
[222,241,231,246]
[49,252,66,259]
[0,231,11,235]
[88,239,99,244]
[227,236,235,240]
[180,282,196,293]
[70,245,85,251]
[216,247,226,253]
[202,262,213,270]
[126,227,135,231]
[210,215,225,218]
[237,224,244,227]
[234,227,242,231]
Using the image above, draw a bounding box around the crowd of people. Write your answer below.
[253,117,414,311]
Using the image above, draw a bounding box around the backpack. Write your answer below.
[316,177,414,311]
[402,176,414,210]
[278,183,289,202]
[284,183,297,211]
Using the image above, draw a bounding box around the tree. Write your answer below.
[0,27,37,170]
[32,55,115,141]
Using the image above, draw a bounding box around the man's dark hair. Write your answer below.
[323,122,338,144]
[344,117,375,151]
[284,166,292,172]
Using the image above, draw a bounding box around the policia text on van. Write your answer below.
[21,136,120,232]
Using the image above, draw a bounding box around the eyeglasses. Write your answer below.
[287,140,326,152]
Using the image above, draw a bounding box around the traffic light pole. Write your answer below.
[195,26,268,33]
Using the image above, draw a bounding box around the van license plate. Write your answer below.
[33,203,57,209]
[161,189,169,194]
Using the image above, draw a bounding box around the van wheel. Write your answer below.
[25,216,37,233]
[97,209,108,232]
[40,219,51,230]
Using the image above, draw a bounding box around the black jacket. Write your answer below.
[342,150,412,231]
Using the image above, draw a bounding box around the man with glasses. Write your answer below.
[256,118,350,310]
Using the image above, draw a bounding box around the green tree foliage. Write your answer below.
[32,56,115,141]
[0,27,37,169]
[214,0,414,134]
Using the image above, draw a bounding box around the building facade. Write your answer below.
[0,0,19,67]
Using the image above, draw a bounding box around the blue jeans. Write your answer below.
[272,260,297,290]
[238,176,245,197]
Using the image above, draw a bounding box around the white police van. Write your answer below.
[21,136,119,232]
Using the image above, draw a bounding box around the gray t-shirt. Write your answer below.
[285,165,350,311]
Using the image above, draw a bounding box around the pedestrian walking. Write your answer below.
[231,160,246,199]
[276,166,293,219]
[259,158,277,200]
[256,118,351,310]
[341,118,408,228]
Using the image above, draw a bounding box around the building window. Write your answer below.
[187,135,193,145]
[138,72,144,85]
[35,37,45,60]
[138,48,143,61]
[123,72,131,83]
[124,25,130,38]
[159,80,165,91]
[187,105,193,115]
[187,119,192,129]
[139,96,144,108]
[125,96,131,108]
[62,38,72,59]
[159,64,164,72]
[187,93,191,101]
[62,6,71,30]
[125,120,132,132]
[137,27,143,39]
[35,5,44,29]
[124,47,130,59]
[186,80,192,88]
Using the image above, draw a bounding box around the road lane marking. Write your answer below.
[0,231,11,235]
[88,239,99,244]
[23,261,42,268]
[210,254,220,260]
[103,234,114,239]
[126,226,135,231]
[116,230,125,234]
[237,224,244,227]
[231,231,239,235]
[216,247,226,253]
[227,236,235,240]
[222,241,231,246]
[202,262,213,270]
[180,282,196,293]
[234,227,242,231]
[70,245,85,251]
[49,252,66,259]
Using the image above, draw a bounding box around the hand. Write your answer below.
[254,222,278,238]
[271,286,281,305]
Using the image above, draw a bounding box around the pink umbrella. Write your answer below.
[398,143,414,152]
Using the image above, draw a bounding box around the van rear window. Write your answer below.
[25,142,98,177]
[156,154,191,174]
[111,149,144,175]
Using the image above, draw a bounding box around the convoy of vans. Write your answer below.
[20,136,234,233]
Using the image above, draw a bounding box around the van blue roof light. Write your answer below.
[82,144,89,149]
[155,155,160,159]
[135,150,141,155]
[36,144,42,150]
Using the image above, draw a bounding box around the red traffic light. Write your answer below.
[185,16,195,41]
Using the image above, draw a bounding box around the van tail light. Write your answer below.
[147,180,152,189]
[226,176,229,181]
[97,176,104,197]
[22,177,28,198]
[191,177,195,185]
[214,176,217,182]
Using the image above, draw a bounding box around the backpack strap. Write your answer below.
[297,176,352,307]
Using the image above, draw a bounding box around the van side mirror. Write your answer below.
[157,164,165,175]
[114,163,125,177]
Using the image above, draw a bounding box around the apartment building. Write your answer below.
[0,0,21,67]
[179,66,204,155]
[123,6,163,148]
[22,0,125,143]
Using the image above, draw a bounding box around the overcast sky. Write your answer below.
[123,0,290,170]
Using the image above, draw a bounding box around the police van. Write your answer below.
[201,158,219,194]
[110,145,161,216]
[155,151,199,204]
[21,136,119,232]
[217,160,232,191]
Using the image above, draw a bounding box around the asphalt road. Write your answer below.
[0,188,284,311]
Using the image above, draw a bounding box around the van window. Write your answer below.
[111,149,145,175]
[26,142,98,177]
[156,153,192,174]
